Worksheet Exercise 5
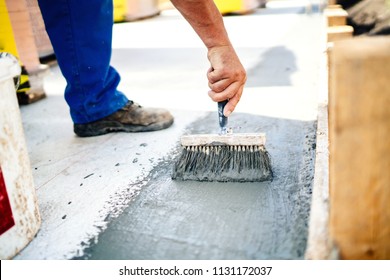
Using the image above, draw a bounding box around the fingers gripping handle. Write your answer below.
[218,100,228,134]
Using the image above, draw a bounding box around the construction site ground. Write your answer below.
[15,0,328,260]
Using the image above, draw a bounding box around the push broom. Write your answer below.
[172,101,273,182]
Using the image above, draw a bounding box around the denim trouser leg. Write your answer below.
[37,0,128,124]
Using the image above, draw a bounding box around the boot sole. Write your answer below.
[74,119,174,137]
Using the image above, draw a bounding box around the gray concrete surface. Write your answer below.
[16,0,326,259]
[79,112,317,259]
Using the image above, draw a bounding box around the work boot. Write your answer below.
[74,101,174,137]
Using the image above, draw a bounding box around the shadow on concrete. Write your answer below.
[75,111,317,260]
[246,45,297,87]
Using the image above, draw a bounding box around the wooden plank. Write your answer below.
[26,0,54,58]
[5,0,40,72]
[329,37,390,259]
[324,8,348,27]
[327,25,353,42]
[327,4,342,9]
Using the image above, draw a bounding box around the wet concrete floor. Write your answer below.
[16,1,325,259]
[79,112,317,259]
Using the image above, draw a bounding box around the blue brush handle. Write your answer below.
[218,100,228,134]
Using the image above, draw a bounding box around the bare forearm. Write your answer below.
[170,0,231,49]
[171,0,246,116]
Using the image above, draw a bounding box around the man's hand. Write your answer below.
[170,0,246,116]
[207,45,246,117]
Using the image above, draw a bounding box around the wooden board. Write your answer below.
[329,37,390,259]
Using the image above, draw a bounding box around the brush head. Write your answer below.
[172,133,273,182]
[180,133,266,146]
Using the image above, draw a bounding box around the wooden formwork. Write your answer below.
[324,4,354,42]
[307,2,390,259]
[325,7,348,26]
[328,37,390,260]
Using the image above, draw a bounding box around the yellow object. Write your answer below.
[0,0,19,58]
[113,0,127,22]
[214,0,244,14]
[0,0,32,97]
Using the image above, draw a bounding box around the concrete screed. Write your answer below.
[15,0,326,259]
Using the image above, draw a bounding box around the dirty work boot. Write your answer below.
[74,101,174,137]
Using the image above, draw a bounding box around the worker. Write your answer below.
[37,0,246,137]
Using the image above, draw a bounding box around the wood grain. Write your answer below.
[329,37,390,259]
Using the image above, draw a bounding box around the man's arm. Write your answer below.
[170,0,246,117]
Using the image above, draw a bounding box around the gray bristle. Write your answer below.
[172,145,273,182]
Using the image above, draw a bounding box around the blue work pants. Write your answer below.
[37,0,128,124]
